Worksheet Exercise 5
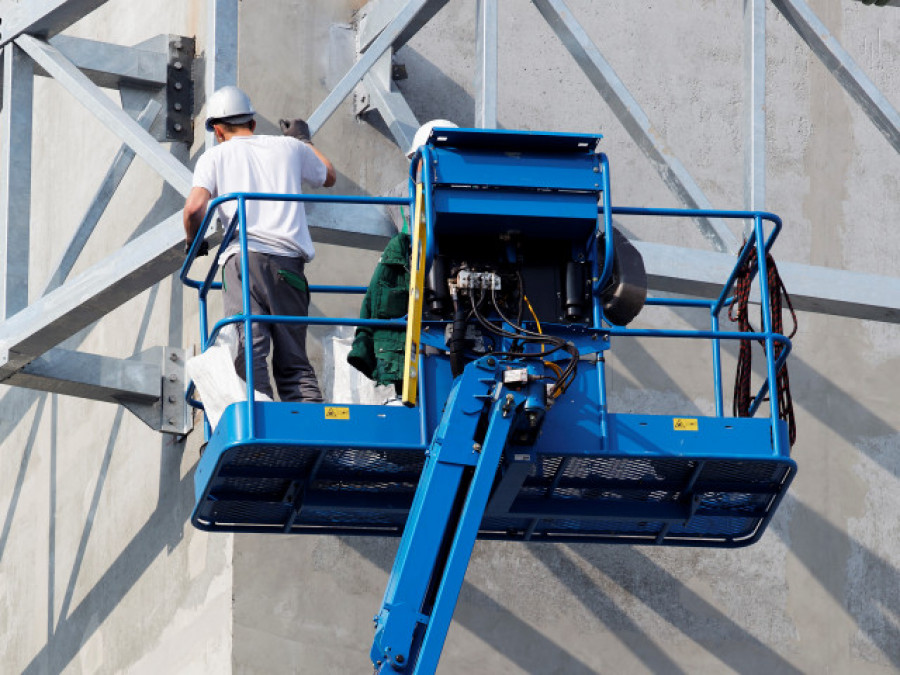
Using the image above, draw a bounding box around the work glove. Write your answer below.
[185,239,210,257]
[280,118,311,143]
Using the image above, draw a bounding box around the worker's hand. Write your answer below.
[280,118,311,143]
[185,239,209,257]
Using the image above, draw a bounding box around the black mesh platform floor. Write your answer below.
[192,403,795,548]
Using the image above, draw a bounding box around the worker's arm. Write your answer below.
[183,186,212,253]
[308,143,336,187]
[280,118,337,188]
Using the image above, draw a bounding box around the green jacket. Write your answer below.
[347,233,410,389]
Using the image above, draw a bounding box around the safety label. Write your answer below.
[673,418,698,431]
[325,407,350,420]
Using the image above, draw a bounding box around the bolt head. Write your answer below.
[174,82,183,91]
[174,123,183,132]
[174,61,183,70]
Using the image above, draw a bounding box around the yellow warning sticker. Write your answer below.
[673,418,698,431]
[324,407,350,420]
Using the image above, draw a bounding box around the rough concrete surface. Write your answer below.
[0,2,232,674]
[1,0,899,674]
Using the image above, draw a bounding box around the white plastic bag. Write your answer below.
[186,325,272,429]
[320,326,396,404]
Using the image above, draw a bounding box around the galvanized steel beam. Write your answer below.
[206,0,238,147]
[474,0,498,129]
[15,34,193,195]
[531,0,740,254]
[306,202,397,250]
[308,0,451,136]
[362,66,419,154]
[11,348,160,403]
[357,0,451,54]
[42,99,162,295]
[635,240,900,324]
[42,35,168,89]
[773,0,900,152]
[358,0,407,50]
[0,43,34,318]
[0,0,111,48]
[0,213,185,378]
[743,0,766,238]
[6,346,191,434]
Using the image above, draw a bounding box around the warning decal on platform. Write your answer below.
[325,407,350,420]
[673,418,698,431]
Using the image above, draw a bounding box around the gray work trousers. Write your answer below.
[223,252,323,402]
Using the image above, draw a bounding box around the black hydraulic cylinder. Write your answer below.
[426,255,450,316]
[565,260,587,320]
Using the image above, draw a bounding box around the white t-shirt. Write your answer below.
[192,135,328,261]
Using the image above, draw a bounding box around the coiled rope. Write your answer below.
[729,245,798,446]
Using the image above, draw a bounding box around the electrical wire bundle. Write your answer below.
[452,269,580,400]
[729,245,797,446]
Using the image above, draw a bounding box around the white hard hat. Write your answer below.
[205,86,256,132]
[406,119,458,158]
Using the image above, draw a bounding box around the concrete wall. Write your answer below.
[0,2,232,673]
[1,0,899,673]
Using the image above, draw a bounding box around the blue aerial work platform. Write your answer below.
[182,127,795,673]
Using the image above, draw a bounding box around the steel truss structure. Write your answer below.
[0,0,899,429]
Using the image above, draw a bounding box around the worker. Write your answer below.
[383,119,458,233]
[183,85,336,402]
[348,120,457,395]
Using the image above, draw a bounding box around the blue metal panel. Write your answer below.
[432,190,598,239]
[433,147,601,191]
[604,413,788,459]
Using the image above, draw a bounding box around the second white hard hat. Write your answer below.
[406,119,458,158]
[205,86,256,132]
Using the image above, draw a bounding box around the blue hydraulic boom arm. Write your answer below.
[372,356,547,673]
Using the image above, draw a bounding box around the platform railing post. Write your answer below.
[711,309,724,417]
[592,154,614,328]
[752,214,780,450]
[421,145,437,268]
[236,195,256,439]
